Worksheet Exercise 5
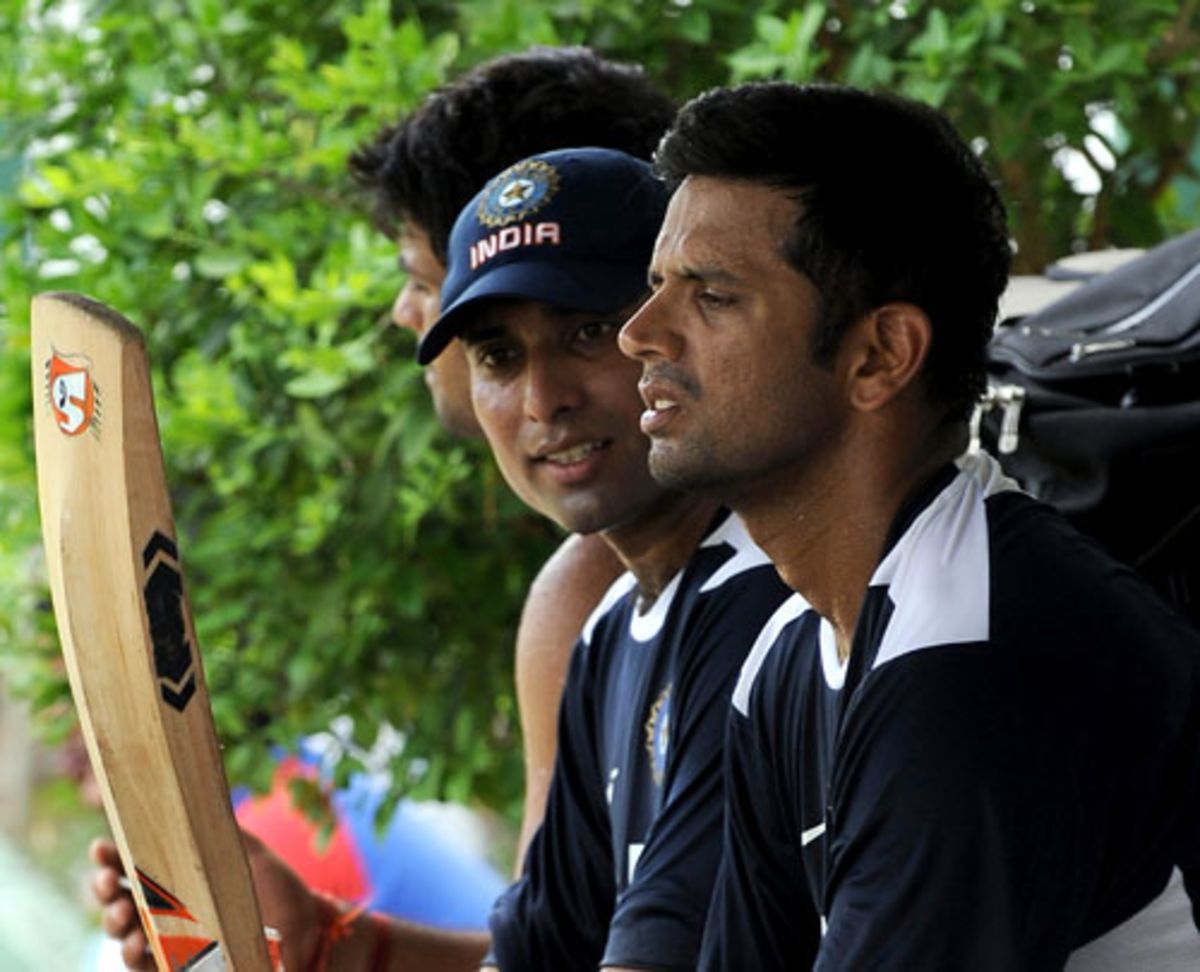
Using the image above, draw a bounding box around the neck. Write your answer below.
[735,413,963,659]
[600,492,722,605]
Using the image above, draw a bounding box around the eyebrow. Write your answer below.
[649,263,747,288]
[460,318,511,345]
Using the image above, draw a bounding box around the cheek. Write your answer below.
[716,338,798,411]
[598,354,649,420]
[422,291,441,327]
[434,344,473,395]
[468,379,505,436]
[470,384,526,477]
[698,346,755,419]
[411,304,434,339]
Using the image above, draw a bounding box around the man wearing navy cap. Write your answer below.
[167,148,791,972]
[429,147,792,972]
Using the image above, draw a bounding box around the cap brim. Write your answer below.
[416,258,649,364]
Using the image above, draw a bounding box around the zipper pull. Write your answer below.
[969,384,988,453]
[1069,337,1135,362]
[997,384,1026,454]
[968,385,996,455]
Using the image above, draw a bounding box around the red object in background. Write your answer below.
[229,747,507,929]
[235,757,369,904]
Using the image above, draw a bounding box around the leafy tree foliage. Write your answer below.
[2,0,1197,824]
[728,0,1200,270]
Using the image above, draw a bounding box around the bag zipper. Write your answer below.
[969,383,1026,455]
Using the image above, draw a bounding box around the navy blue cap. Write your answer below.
[416,147,669,364]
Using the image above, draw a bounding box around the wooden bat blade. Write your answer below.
[31,292,274,971]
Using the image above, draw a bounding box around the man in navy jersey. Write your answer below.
[621,82,1200,969]
[418,146,792,971]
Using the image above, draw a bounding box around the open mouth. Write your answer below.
[539,440,611,465]
[638,374,686,427]
[639,396,680,436]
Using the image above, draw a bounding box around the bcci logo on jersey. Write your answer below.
[644,684,672,786]
[477,159,560,228]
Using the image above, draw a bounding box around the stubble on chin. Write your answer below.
[647,439,716,494]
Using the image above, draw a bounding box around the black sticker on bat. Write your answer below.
[143,531,196,712]
[136,868,193,917]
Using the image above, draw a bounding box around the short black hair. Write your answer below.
[655,82,1011,418]
[348,46,676,263]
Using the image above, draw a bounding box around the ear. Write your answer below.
[844,303,932,413]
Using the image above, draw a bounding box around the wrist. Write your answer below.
[307,892,366,972]
[365,910,392,972]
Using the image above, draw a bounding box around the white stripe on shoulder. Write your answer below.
[732,593,811,715]
[869,452,1017,670]
[699,513,774,593]
[580,571,638,646]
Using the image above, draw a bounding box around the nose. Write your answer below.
[523,352,583,424]
[391,281,426,336]
[619,290,679,362]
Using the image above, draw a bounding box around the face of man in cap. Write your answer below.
[460,296,666,536]
[422,148,674,536]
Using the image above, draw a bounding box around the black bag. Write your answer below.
[976,228,1200,625]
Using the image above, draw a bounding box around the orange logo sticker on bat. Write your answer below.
[47,352,99,436]
[136,868,285,971]
[136,868,220,971]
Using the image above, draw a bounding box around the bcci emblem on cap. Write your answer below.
[477,159,561,228]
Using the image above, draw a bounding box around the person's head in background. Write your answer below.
[348,46,676,436]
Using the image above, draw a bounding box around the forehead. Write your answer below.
[399,224,444,275]
[655,176,798,271]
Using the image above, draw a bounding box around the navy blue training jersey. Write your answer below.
[702,452,1200,970]
[489,510,793,971]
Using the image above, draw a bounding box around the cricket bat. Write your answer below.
[31,292,277,971]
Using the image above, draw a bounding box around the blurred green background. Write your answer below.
[2,0,1199,957]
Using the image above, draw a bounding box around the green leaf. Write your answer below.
[1093,42,1138,77]
[989,45,1025,71]
[284,369,348,399]
[678,8,712,45]
[846,43,896,88]
[194,249,251,279]
[911,7,951,58]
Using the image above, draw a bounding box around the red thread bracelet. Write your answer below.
[308,894,366,972]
